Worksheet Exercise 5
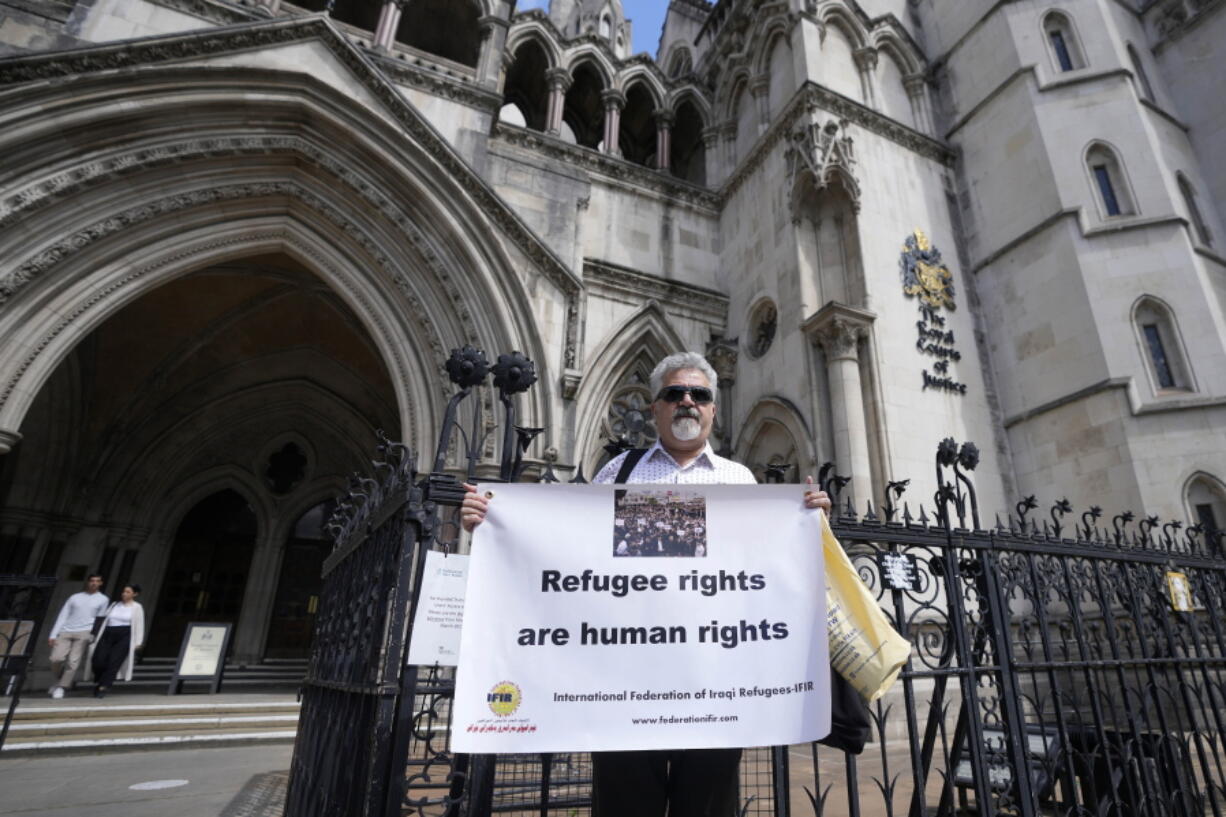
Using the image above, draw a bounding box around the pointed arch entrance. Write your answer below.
[3,252,403,662]
[0,29,568,673]
[148,489,259,656]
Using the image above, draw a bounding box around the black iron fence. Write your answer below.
[0,574,57,751]
[285,348,1226,817]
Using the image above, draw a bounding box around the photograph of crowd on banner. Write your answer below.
[612,489,708,557]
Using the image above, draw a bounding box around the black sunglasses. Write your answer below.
[655,385,714,404]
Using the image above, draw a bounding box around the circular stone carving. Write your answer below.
[603,385,657,450]
[747,299,778,359]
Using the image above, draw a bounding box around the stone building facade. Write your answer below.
[0,0,1223,669]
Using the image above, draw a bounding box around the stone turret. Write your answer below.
[548,0,632,58]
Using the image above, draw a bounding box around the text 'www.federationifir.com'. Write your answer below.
[630,714,739,725]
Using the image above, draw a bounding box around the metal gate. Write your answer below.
[286,347,1226,817]
[0,574,57,752]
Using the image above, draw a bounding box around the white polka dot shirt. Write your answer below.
[594,441,758,485]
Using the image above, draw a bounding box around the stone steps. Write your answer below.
[82,657,308,689]
[3,695,302,756]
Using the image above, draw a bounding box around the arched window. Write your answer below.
[1086,143,1135,218]
[396,0,480,67]
[1043,12,1086,72]
[302,0,379,34]
[1177,173,1213,247]
[600,14,612,39]
[731,80,755,162]
[1186,475,1226,546]
[619,83,657,167]
[766,34,795,121]
[666,48,693,79]
[562,63,606,149]
[1133,297,1193,393]
[671,99,707,186]
[501,40,550,132]
[1126,43,1155,102]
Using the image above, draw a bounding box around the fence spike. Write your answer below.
[863,500,878,522]
[902,503,913,525]
[918,505,929,526]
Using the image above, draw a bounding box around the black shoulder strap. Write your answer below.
[614,448,648,484]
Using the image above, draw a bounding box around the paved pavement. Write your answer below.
[0,743,291,817]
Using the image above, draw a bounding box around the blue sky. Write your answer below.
[518,1,668,58]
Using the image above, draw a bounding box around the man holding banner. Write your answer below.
[460,352,836,817]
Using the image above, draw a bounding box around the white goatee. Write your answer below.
[671,417,701,441]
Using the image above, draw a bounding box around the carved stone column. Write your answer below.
[803,302,876,508]
[751,73,771,133]
[852,47,879,108]
[720,121,737,170]
[544,68,572,135]
[701,125,721,184]
[255,0,282,15]
[476,15,510,88]
[601,88,626,156]
[654,108,674,171]
[705,337,738,457]
[903,73,934,135]
[372,0,406,52]
[233,533,282,663]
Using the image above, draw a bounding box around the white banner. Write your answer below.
[452,483,829,753]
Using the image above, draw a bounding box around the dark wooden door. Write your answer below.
[148,489,257,656]
[264,501,331,659]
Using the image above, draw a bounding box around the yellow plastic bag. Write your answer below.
[822,512,911,703]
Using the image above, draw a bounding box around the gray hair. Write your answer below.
[649,352,719,397]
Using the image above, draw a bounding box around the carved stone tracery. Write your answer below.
[785,118,860,220]
[0,16,583,364]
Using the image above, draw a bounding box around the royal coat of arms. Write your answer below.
[899,229,955,310]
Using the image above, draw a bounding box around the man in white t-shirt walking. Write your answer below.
[47,573,109,698]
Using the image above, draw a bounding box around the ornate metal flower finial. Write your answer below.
[444,345,490,388]
[936,437,958,467]
[957,442,979,471]
[492,351,537,394]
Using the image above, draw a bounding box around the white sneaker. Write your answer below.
[50,686,64,699]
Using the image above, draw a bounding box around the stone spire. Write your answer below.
[548,0,632,58]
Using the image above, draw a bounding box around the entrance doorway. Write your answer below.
[265,501,333,659]
[147,489,258,656]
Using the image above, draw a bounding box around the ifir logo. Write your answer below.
[487,681,522,717]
